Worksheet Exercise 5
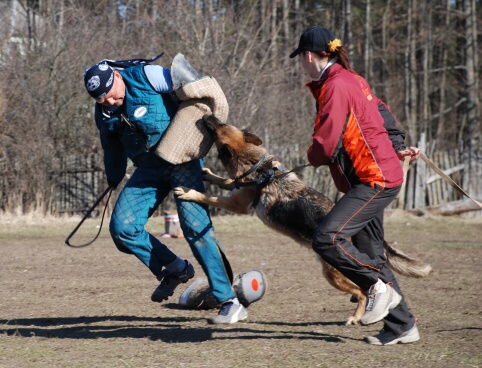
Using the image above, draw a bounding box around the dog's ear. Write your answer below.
[242,130,263,146]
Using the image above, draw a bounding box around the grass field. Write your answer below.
[0,211,481,368]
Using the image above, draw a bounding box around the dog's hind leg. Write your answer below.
[321,260,367,325]
[346,290,366,325]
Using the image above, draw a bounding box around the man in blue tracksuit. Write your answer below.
[83,57,247,324]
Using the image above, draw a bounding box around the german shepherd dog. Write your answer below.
[174,115,432,325]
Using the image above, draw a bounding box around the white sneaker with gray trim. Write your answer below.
[212,301,248,324]
[365,325,420,345]
[360,280,402,325]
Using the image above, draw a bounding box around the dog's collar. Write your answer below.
[234,156,280,208]
[235,154,269,181]
[234,161,312,209]
[234,167,277,208]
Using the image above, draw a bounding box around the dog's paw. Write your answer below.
[173,186,186,194]
[345,316,359,326]
[201,168,216,182]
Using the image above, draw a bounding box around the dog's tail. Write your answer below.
[384,241,432,278]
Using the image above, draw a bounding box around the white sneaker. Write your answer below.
[212,300,248,324]
[365,325,420,345]
[360,280,402,325]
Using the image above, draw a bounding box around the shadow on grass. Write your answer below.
[0,314,354,343]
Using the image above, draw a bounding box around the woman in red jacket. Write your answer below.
[290,26,420,345]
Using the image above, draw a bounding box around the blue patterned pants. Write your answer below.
[109,159,236,303]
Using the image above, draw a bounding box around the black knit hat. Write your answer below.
[289,26,335,58]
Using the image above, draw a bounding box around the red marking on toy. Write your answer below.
[251,278,259,291]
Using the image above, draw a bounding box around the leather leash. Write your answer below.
[65,186,114,248]
[420,152,482,208]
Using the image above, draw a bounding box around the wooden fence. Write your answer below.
[49,144,475,217]
[424,150,464,206]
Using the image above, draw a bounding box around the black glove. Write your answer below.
[107,179,120,190]
[170,90,181,104]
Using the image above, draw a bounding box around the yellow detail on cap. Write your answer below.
[327,38,342,52]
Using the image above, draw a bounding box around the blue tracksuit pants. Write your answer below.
[109,159,236,303]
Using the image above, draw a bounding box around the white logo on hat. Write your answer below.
[87,76,100,91]
[99,64,109,71]
[134,106,147,118]
[106,72,114,88]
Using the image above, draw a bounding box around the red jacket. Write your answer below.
[306,63,403,193]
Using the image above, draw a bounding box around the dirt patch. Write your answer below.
[0,212,481,368]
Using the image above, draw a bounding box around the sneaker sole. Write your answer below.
[386,334,420,345]
[151,293,174,302]
[365,328,420,345]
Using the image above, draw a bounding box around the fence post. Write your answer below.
[414,133,427,208]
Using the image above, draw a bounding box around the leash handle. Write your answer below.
[420,152,482,208]
[65,186,113,248]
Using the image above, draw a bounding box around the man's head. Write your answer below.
[84,63,125,106]
[289,26,335,58]
[84,63,114,99]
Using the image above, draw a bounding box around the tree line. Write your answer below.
[0,0,480,214]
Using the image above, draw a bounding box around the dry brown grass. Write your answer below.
[1,212,481,368]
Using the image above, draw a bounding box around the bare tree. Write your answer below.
[463,0,481,200]
[404,0,418,146]
[363,0,372,81]
[0,0,481,214]
[434,0,453,147]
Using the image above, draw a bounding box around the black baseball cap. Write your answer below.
[289,26,335,58]
[84,62,115,100]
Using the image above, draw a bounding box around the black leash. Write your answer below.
[65,186,114,248]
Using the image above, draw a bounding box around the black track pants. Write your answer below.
[352,213,415,335]
[313,183,415,335]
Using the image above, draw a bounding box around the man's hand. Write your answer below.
[397,146,421,163]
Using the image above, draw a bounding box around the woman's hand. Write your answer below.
[397,146,421,162]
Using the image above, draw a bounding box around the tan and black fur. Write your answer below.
[174,115,432,325]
